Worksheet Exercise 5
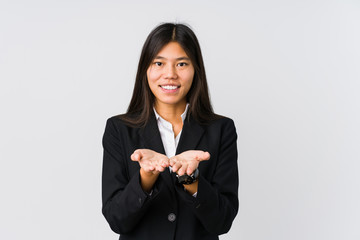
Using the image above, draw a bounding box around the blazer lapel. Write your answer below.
[176,116,205,154]
[139,114,165,155]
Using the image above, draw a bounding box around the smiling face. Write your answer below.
[147,41,195,110]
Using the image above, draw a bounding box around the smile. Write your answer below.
[160,85,180,90]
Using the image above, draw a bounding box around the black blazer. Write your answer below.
[102,113,239,240]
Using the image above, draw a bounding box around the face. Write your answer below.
[147,41,195,108]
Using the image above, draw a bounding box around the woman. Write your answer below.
[102,23,238,240]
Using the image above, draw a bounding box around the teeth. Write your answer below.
[161,85,178,90]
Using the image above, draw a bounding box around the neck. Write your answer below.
[154,101,187,123]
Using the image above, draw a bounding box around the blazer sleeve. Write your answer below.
[175,118,239,235]
[101,117,159,234]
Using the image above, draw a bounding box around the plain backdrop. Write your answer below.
[0,0,359,239]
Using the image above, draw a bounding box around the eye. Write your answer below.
[154,62,163,66]
[177,62,187,67]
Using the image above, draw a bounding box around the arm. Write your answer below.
[174,119,239,235]
[101,118,167,234]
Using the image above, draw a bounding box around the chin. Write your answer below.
[157,98,186,106]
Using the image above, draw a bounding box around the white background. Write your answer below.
[1,0,359,239]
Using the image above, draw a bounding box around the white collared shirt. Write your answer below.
[153,103,189,158]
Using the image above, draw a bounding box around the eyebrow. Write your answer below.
[154,56,190,61]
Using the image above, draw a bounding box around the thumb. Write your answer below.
[131,150,142,161]
[202,151,210,161]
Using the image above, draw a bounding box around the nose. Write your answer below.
[164,65,177,79]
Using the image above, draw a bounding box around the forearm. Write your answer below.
[139,168,160,193]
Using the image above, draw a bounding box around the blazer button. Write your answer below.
[168,213,176,222]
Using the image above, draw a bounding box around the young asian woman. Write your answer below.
[102,22,239,240]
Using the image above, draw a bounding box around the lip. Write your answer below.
[159,84,180,93]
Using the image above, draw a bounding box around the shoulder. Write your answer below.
[201,114,236,130]
[214,115,235,126]
[103,114,135,138]
[105,114,125,127]
[103,114,145,148]
[192,115,237,140]
[105,113,142,130]
[208,115,238,146]
[107,114,127,124]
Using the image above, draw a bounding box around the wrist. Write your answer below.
[139,168,159,193]
[140,168,159,177]
[183,180,199,195]
[176,168,199,185]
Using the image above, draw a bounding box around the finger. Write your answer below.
[169,157,177,167]
[186,161,199,175]
[133,149,144,159]
[161,160,170,168]
[171,162,182,173]
[177,163,188,176]
[135,149,145,156]
[131,153,140,161]
[148,165,155,171]
[141,166,155,173]
[158,156,170,166]
[202,151,211,161]
[186,167,194,176]
[155,165,166,172]
[194,151,210,161]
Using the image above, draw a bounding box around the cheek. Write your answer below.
[184,71,195,87]
[147,69,160,88]
[148,72,162,84]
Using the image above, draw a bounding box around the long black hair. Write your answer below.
[120,22,221,127]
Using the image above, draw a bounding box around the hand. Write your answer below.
[170,150,210,176]
[131,149,170,174]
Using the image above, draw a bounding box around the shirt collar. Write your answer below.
[153,103,189,123]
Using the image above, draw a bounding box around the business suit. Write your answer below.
[102,112,239,240]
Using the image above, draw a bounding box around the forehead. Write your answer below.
[155,42,189,59]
